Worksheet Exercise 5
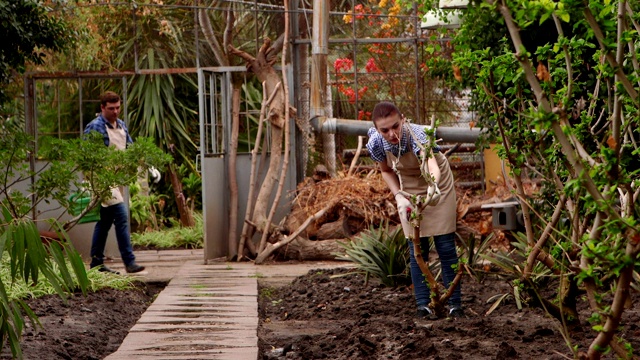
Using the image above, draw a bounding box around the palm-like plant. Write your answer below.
[86,3,203,226]
[0,214,89,359]
[125,50,198,167]
[109,3,200,169]
[335,221,410,287]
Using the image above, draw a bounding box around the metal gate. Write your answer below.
[198,67,297,261]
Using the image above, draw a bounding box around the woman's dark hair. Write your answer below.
[372,101,401,123]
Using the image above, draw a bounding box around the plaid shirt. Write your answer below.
[83,114,133,147]
[366,123,436,163]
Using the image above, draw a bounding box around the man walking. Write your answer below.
[84,91,145,274]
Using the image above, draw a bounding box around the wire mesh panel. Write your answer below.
[25,76,128,156]
[200,71,227,157]
[199,69,267,157]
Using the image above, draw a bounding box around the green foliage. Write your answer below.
[334,221,410,287]
[176,163,202,211]
[104,3,200,170]
[0,127,170,225]
[259,287,276,299]
[429,0,640,352]
[481,232,552,285]
[0,125,170,357]
[0,212,88,359]
[129,182,168,231]
[1,254,136,300]
[456,232,495,280]
[0,0,73,105]
[131,212,203,249]
[237,79,266,153]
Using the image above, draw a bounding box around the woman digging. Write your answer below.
[366,101,464,319]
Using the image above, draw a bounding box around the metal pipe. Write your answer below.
[310,116,484,143]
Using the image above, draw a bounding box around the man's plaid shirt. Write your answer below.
[84,114,133,147]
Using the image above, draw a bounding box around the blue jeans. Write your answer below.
[90,203,136,267]
[408,232,462,308]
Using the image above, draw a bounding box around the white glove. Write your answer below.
[426,184,441,206]
[395,193,414,238]
[149,167,161,184]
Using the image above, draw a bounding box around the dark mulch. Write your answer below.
[0,281,165,360]
[258,268,640,360]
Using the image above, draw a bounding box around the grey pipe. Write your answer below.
[310,117,484,143]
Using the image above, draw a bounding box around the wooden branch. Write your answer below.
[255,203,334,264]
[523,194,566,278]
[610,336,633,360]
[259,5,291,254]
[588,262,635,359]
[581,213,605,312]
[227,44,256,64]
[227,86,240,260]
[410,227,447,315]
[237,82,281,260]
[551,13,573,109]
[198,8,229,66]
[457,196,501,219]
[582,4,637,102]
[439,263,464,304]
[497,0,619,225]
[223,5,234,55]
[347,136,364,177]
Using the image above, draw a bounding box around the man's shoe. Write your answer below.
[416,306,438,320]
[126,263,145,273]
[93,265,120,275]
[449,307,467,319]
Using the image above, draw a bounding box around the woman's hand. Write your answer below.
[395,193,413,220]
[426,184,441,206]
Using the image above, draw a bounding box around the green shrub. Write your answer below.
[335,221,410,287]
[131,212,203,249]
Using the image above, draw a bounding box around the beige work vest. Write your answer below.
[102,125,128,206]
[386,150,457,237]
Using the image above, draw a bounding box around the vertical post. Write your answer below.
[195,0,200,69]
[311,0,336,175]
[291,0,306,183]
[310,0,328,119]
[413,2,421,123]
[78,78,83,133]
[121,76,128,124]
[24,75,37,220]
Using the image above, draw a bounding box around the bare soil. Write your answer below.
[257,267,640,360]
[0,281,165,360]
[4,264,639,360]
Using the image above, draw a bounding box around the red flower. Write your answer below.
[365,58,381,73]
[334,58,354,73]
[358,110,372,120]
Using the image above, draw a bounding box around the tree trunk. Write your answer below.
[229,39,286,241]
[227,85,241,260]
[168,164,195,227]
[276,237,346,261]
[316,211,351,240]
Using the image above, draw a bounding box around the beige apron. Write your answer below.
[387,150,456,237]
[102,125,128,206]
